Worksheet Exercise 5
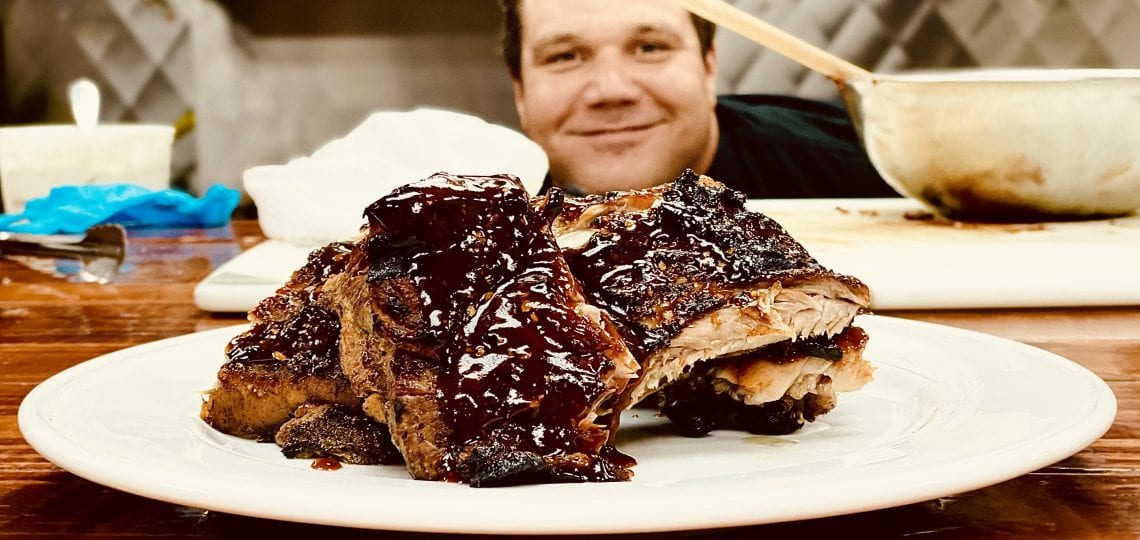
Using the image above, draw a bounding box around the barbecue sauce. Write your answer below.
[311,457,342,471]
[560,170,828,358]
[226,242,353,378]
[363,174,635,484]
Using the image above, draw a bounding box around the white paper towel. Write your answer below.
[244,108,548,245]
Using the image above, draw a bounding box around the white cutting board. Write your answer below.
[749,198,1140,310]
[194,198,1140,312]
[194,240,315,313]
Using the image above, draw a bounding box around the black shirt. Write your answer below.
[706,94,897,198]
[538,94,898,198]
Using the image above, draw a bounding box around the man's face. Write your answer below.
[513,0,719,193]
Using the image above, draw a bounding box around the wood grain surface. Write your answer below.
[1,221,1136,539]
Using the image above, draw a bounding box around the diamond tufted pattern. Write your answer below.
[716,0,1140,100]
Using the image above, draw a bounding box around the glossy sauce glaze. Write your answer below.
[310,457,342,471]
[363,173,634,483]
[226,242,354,378]
[560,170,826,359]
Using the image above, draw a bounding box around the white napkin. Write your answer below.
[245,108,548,245]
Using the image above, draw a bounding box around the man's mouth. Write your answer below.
[569,122,663,149]
[575,123,659,137]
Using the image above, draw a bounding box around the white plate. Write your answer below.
[19,315,1115,535]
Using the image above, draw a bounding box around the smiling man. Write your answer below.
[501,0,897,198]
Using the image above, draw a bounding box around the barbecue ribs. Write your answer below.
[201,170,875,485]
[322,173,639,485]
[551,170,873,434]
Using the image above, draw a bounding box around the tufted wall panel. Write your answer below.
[716,0,1140,100]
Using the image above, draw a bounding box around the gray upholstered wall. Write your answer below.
[717,0,1140,100]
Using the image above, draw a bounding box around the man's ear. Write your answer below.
[512,78,529,133]
[703,44,718,105]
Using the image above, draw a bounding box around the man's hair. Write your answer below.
[499,0,717,80]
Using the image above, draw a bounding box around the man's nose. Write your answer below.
[582,53,642,107]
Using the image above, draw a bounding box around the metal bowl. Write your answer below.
[842,69,1140,221]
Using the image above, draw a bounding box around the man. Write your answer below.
[501,0,897,198]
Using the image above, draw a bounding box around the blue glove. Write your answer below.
[0,184,241,234]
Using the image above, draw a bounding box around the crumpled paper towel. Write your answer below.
[244,108,548,245]
[0,184,240,234]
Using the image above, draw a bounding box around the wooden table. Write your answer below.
[1,221,1137,538]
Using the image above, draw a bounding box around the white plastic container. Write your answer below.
[0,124,174,214]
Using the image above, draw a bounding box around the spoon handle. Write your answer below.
[674,0,871,82]
[68,78,101,130]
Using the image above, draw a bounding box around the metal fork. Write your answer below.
[0,224,128,283]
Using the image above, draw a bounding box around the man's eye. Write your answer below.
[544,51,579,64]
[636,42,670,55]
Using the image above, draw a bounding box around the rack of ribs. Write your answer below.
[200,170,874,485]
[320,173,639,486]
[551,170,873,435]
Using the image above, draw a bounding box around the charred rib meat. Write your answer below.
[276,403,403,465]
[550,171,873,432]
[659,326,872,436]
[201,242,360,440]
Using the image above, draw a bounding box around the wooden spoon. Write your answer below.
[674,0,871,82]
